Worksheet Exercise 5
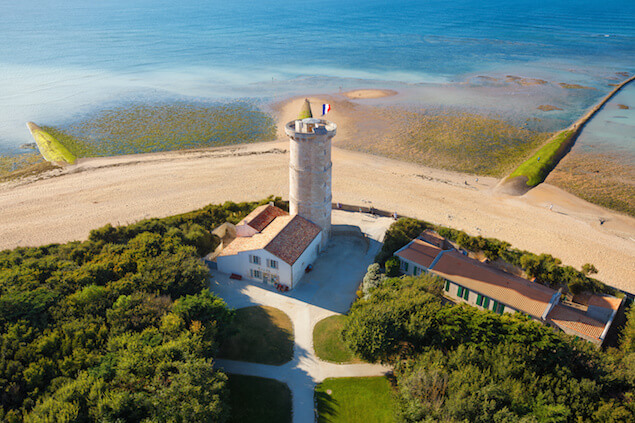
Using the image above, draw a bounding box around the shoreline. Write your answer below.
[1,138,633,293]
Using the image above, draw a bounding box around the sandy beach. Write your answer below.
[0,137,633,293]
[1,91,634,293]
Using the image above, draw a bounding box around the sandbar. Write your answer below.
[341,89,397,99]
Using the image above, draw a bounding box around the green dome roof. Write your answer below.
[298,99,313,119]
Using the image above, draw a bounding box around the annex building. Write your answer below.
[396,230,623,346]
[216,204,322,289]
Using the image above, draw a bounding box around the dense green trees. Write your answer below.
[0,199,281,422]
[375,218,428,264]
[343,273,635,422]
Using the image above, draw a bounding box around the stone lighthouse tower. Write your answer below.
[284,99,337,250]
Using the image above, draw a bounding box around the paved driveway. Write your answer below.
[210,212,394,423]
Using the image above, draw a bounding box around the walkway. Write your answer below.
[210,212,394,423]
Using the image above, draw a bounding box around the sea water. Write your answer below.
[0,0,633,154]
[576,83,635,162]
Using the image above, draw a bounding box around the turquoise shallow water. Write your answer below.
[0,0,633,154]
[576,83,635,162]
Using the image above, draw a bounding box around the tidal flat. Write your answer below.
[337,106,551,177]
[547,150,634,216]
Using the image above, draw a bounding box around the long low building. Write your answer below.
[395,230,623,346]
[215,204,322,289]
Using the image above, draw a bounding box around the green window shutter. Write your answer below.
[492,300,498,311]
[476,294,483,306]
[463,288,469,300]
[497,303,505,314]
[404,262,409,272]
[457,286,463,297]
[483,297,490,309]
[445,280,450,292]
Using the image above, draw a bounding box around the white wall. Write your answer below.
[216,233,322,289]
[290,232,322,289]
[217,248,292,287]
[398,257,426,276]
[443,280,515,315]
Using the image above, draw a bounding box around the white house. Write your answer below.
[215,204,322,289]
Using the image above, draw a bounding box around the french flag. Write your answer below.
[322,104,331,116]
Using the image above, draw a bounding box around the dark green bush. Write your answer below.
[0,199,276,421]
[385,256,401,277]
[345,274,634,422]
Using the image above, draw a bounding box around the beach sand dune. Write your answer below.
[0,139,633,293]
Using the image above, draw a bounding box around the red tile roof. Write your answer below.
[395,239,443,269]
[219,214,321,265]
[219,215,292,258]
[240,205,288,232]
[430,250,555,319]
[587,294,623,311]
[265,215,321,265]
[419,230,447,249]
[547,304,605,341]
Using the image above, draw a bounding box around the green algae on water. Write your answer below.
[44,101,277,158]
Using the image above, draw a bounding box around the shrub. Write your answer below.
[385,256,401,277]
[362,263,385,296]
[375,218,427,264]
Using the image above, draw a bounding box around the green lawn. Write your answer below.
[313,315,363,363]
[218,305,294,365]
[316,377,397,423]
[509,129,573,186]
[227,374,292,423]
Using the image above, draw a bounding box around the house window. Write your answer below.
[403,262,409,272]
[462,288,469,301]
[249,255,261,265]
[250,269,262,279]
[444,280,450,292]
[496,303,505,314]
[476,294,483,306]
[267,259,278,269]
[413,266,419,276]
[483,297,490,309]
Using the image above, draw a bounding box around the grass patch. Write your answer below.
[313,315,363,364]
[43,101,276,157]
[315,376,396,423]
[219,305,294,365]
[227,374,292,423]
[509,129,574,186]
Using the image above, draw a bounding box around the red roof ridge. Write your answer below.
[240,204,289,232]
